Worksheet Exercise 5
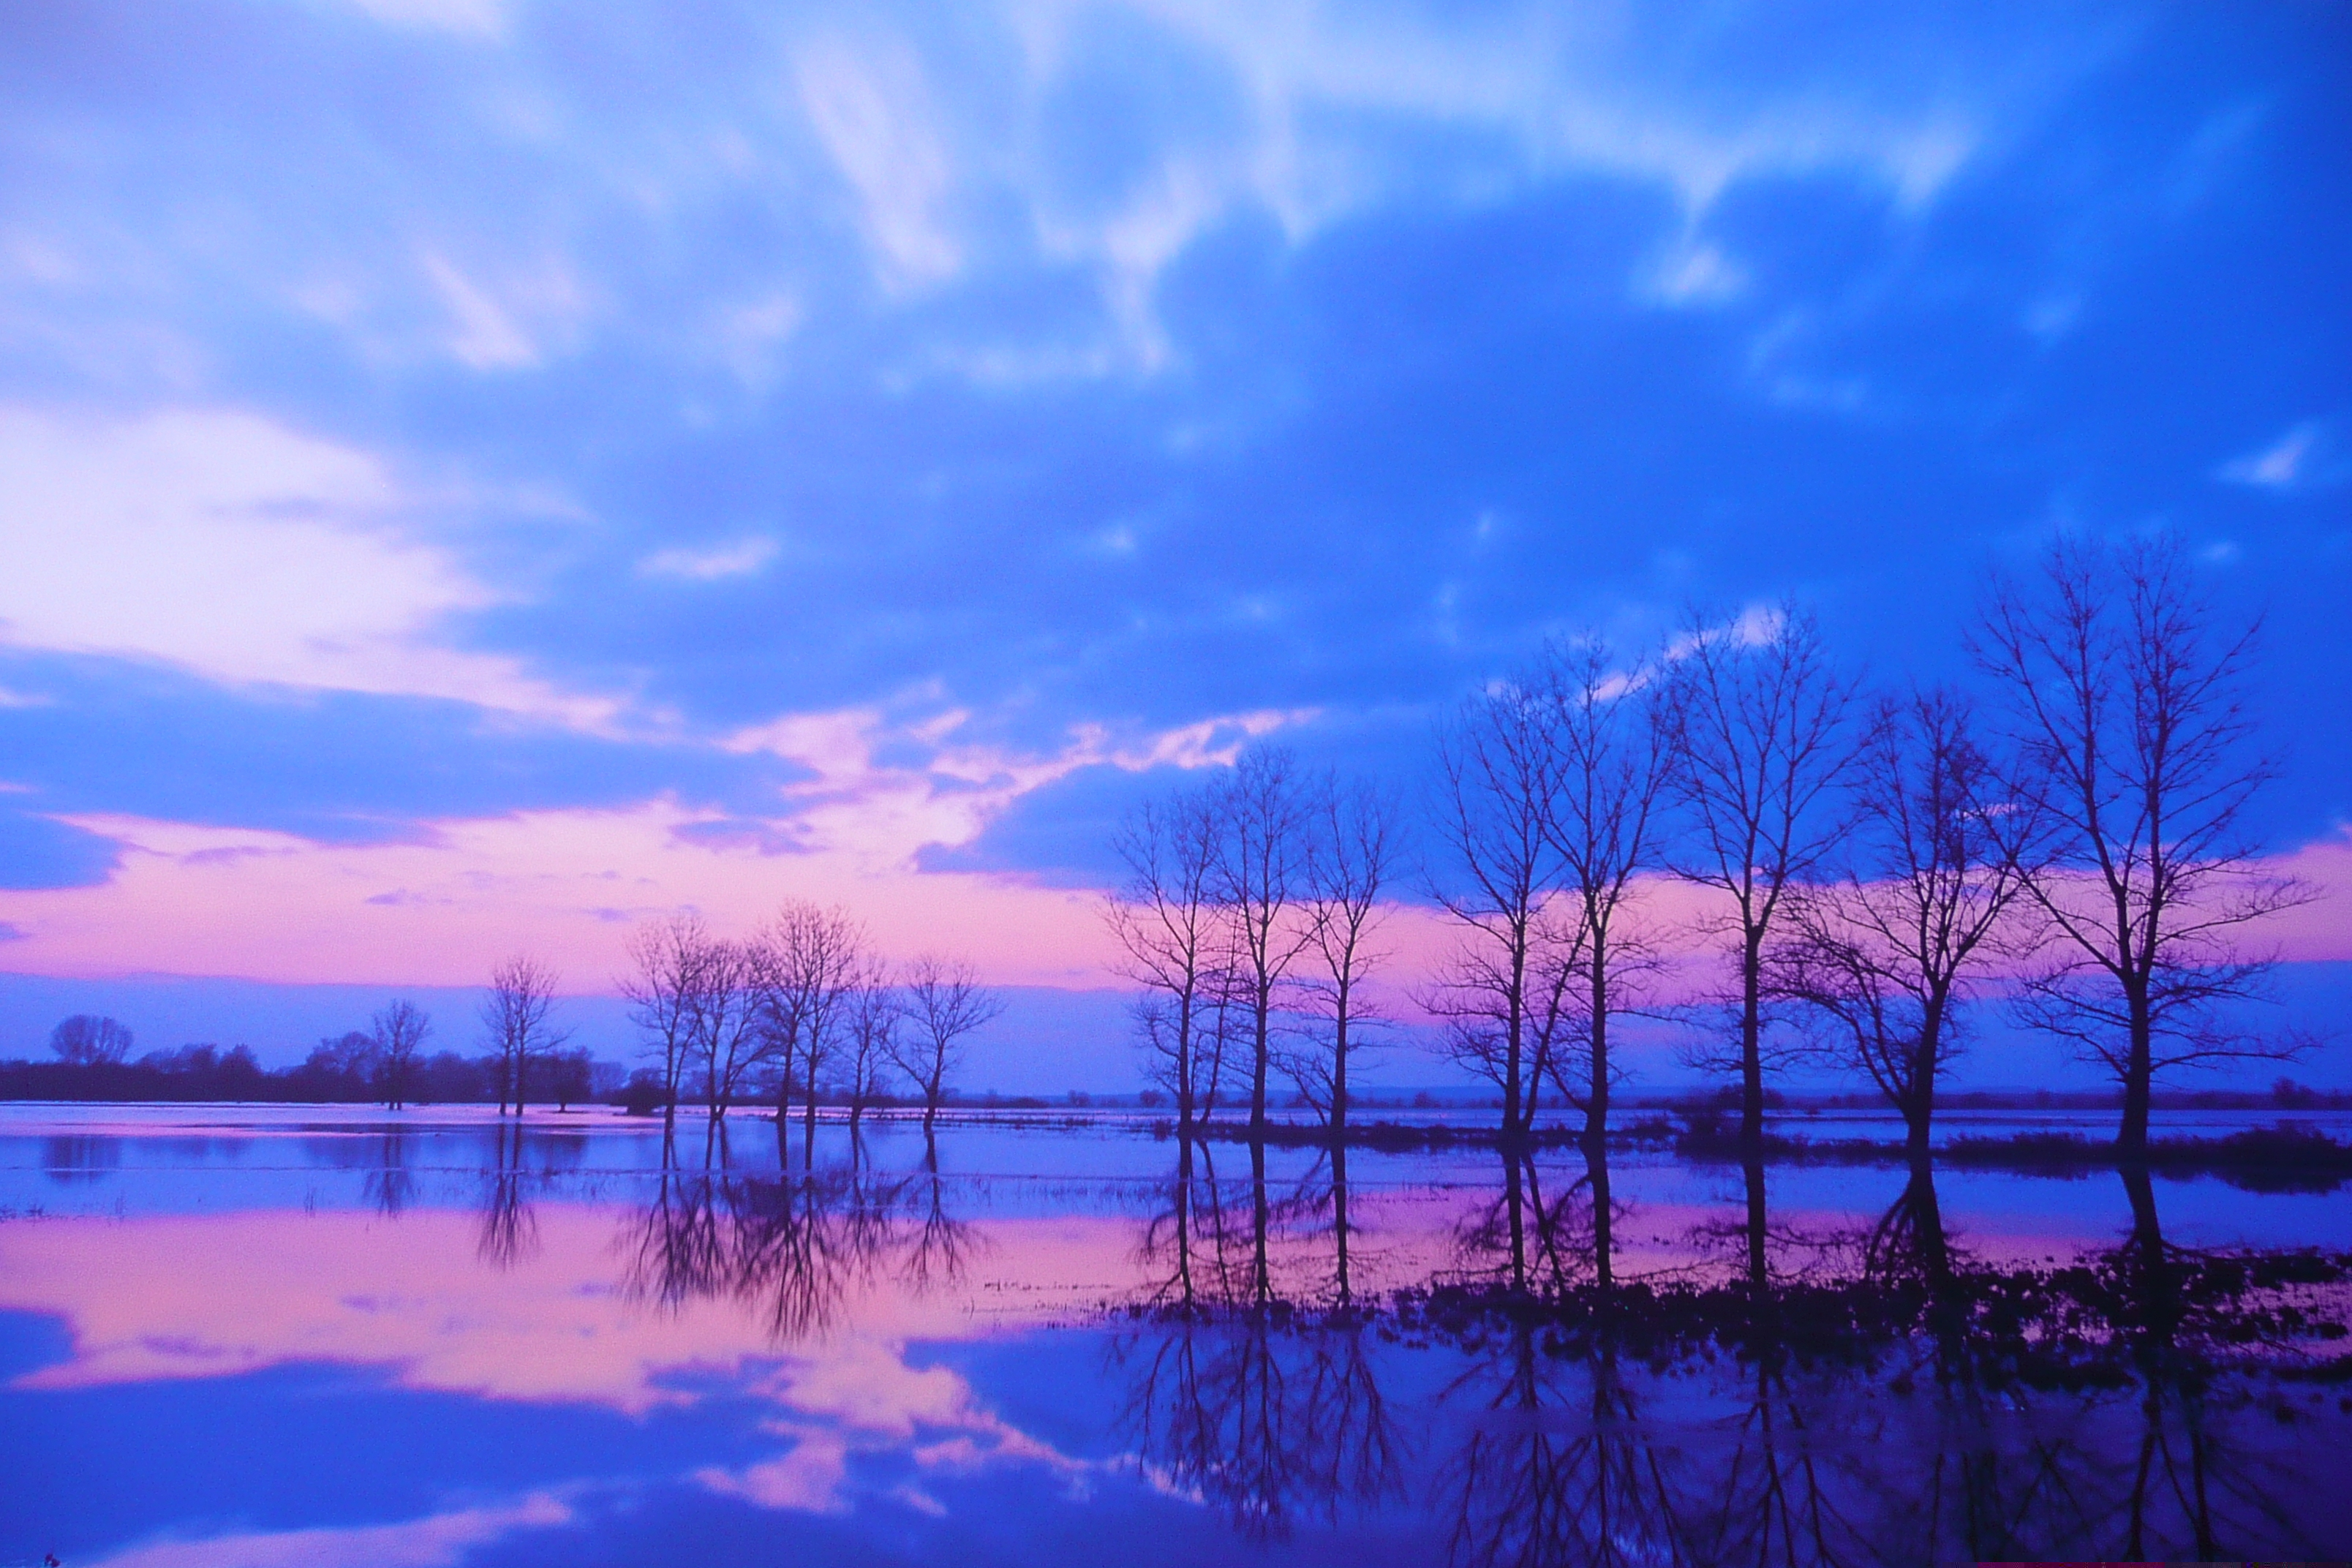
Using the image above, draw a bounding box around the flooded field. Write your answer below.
[5,1103,2351,1565]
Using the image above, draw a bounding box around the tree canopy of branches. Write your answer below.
[1539,637,1670,1147]
[1285,775,1400,1139]
[839,965,900,1132]
[50,1014,134,1066]
[1214,746,1313,1133]
[758,900,868,1142]
[621,913,712,1123]
[894,954,1003,1135]
[370,999,431,1109]
[1109,783,1228,1128]
[1768,687,2030,1157]
[480,954,568,1116]
[1663,604,1858,1156]
[1975,535,2311,1156]
[1425,673,1580,1142]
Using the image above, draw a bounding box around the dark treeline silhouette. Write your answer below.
[1104,535,2321,1170]
[4,1034,606,1109]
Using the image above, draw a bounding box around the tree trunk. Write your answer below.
[1586,1139,1613,1289]
[1331,1139,1352,1303]
[1331,998,1349,1144]
[2120,982,2155,1159]
[1739,930,1765,1158]
[1587,949,1610,1146]
[1743,1153,1768,1291]
[1250,999,1270,1135]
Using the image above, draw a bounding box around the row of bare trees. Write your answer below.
[1107,534,2310,1160]
[1108,752,1405,1142]
[619,900,1003,1144]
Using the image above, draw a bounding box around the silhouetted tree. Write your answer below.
[620,914,712,1131]
[370,999,431,1109]
[756,900,866,1146]
[1425,670,1580,1143]
[1539,636,1670,1153]
[1770,688,2032,1158]
[50,1014,133,1066]
[1213,747,1313,1136]
[1975,535,2313,1157]
[1663,603,1858,1158]
[1109,783,1229,1130]
[892,953,1001,1137]
[1287,774,1401,1143]
[480,954,568,1116]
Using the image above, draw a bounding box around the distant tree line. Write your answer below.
[1106,534,2316,1161]
[0,1005,611,1107]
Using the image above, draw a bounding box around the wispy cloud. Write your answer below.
[638,536,780,581]
[0,405,617,728]
[2217,418,2342,492]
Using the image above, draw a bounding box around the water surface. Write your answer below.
[4,1103,2348,1565]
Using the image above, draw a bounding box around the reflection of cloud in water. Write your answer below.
[0,1203,1116,1528]
[86,1490,573,1568]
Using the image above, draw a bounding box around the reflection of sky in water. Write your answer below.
[4,1106,2351,1564]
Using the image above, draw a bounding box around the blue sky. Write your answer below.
[0,0,2346,1072]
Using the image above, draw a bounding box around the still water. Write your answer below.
[4,1103,2349,1565]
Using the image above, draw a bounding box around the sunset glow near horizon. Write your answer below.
[1,3,2348,1058]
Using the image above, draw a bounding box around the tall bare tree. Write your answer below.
[1425,671,1578,1142]
[1663,604,1858,1156]
[893,953,1003,1137]
[1214,746,1313,1135]
[1539,637,1670,1150]
[480,954,568,1116]
[620,913,710,1128]
[1287,774,1401,1142]
[1974,535,2311,1156]
[758,900,867,1144]
[1768,687,2032,1158]
[840,965,900,1136]
[369,999,431,1110]
[1108,784,1227,1129]
[692,937,764,1126]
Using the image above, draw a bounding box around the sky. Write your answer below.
[0,0,2347,1081]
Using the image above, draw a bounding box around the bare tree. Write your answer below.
[893,954,1003,1137]
[840,966,900,1134]
[758,901,867,1143]
[693,937,765,1125]
[1768,688,2032,1158]
[1286,774,1401,1141]
[621,914,712,1127]
[1424,672,1578,1142]
[1108,784,1228,1129]
[1538,637,1670,1149]
[1215,746,1314,1135]
[370,999,431,1109]
[50,1014,134,1067]
[1974,535,2313,1156]
[1662,604,1858,1156]
[480,954,569,1116]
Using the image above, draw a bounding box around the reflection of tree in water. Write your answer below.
[1122,1308,1405,1543]
[1119,1133,1404,1541]
[617,1125,983,1344]
[472,1120,589,1270]
[1114,1134,2350,1565]
[475,1119,538,1268]
[40,1134,121,1186]
[363,1124,414,1217]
